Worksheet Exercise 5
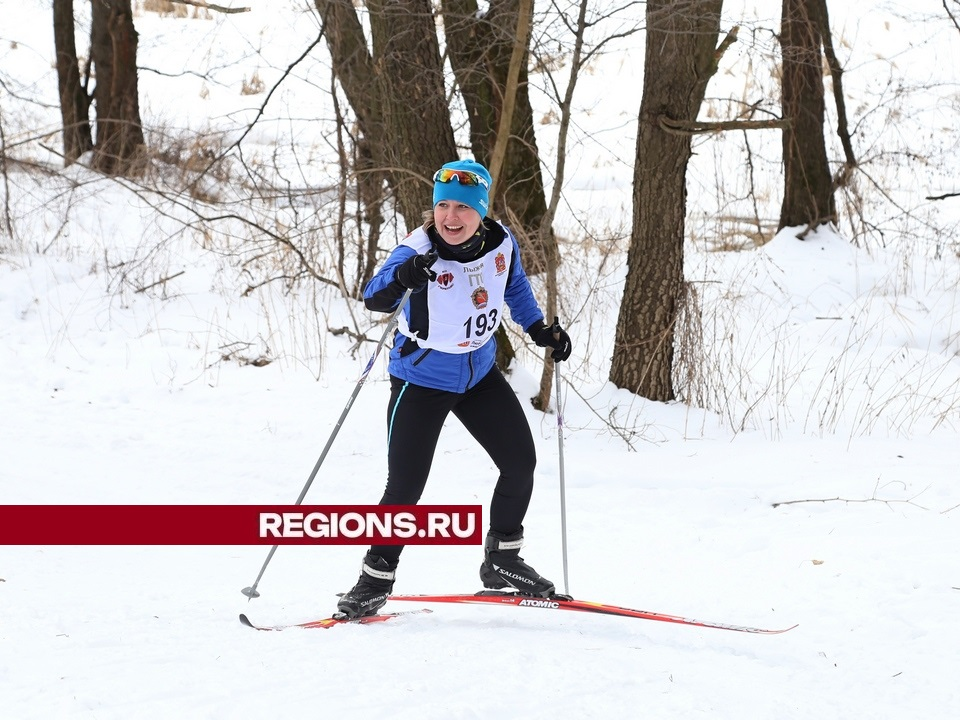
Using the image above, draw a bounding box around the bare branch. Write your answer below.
[709,25,739,76]
[772,495,926,510]
[926,191,960,201]
[330,325,375,344]
[579,27,644,67]
[658,115,790,135]
[187,27,325,191]
[169,0,250,14]
[135,270,186,293]
[773,480,930,511]
[944,0,960,34]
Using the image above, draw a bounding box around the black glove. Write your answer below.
[527,317,572,362]
[395,250,439,290]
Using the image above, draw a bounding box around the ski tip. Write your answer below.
[238,613,254,628]
[740,621,799,635]
[774,623,800,634]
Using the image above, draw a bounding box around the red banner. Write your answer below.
[0,505,482,545]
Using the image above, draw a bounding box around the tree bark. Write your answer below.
[366,0,458,227]
[90,0,146,175]
[317,0,381,141]
[317,0,457,230]
[53,0,93,165]
[609,0,723,402]
[442,0,554,274]
[778,0,836,231]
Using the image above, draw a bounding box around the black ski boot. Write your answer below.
[479,529,556,597]
[337,553,396,619]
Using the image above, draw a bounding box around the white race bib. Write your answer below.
[397,228,513,354]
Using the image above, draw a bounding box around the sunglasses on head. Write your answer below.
[433,168,489,189]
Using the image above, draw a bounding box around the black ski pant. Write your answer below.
[368,366,537,565]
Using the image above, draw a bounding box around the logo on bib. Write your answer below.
[495,252,507,275]
[436,271,454,289]
[471,287,489,309]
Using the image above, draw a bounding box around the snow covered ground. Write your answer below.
[3,1,960,718]
[5,224,958,718]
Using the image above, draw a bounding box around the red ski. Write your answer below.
[388,592,796,635]
[239,608,432,631]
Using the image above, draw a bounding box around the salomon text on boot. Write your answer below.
[479,529,556,597]
[337,553,396,619]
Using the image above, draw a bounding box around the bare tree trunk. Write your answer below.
[366,0,458,227]
[316,0,380,140]
[443,0,554,274]
[485,0,532,194]
[317,0,391,286]
[609,0,723,402]
[90,0,145,176]
[442,0,556,374]
[317,0,457,230]
[317,0,555,373]
[355,138,385,292]
[53,0,93,165]
[814,0,857,189]
[778,0,835,231]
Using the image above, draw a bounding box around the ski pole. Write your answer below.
[552,316,570,597]
[241,288,414,599]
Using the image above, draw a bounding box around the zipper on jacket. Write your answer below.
[465,352,475,390]
[412,349,433,366]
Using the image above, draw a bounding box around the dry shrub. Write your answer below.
[146,130,232,202]
[241,71,265,96]
[140,0,188,18]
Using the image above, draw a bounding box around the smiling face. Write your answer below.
[433,200,482,246]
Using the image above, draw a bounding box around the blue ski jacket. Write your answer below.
[363,219,544,393]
